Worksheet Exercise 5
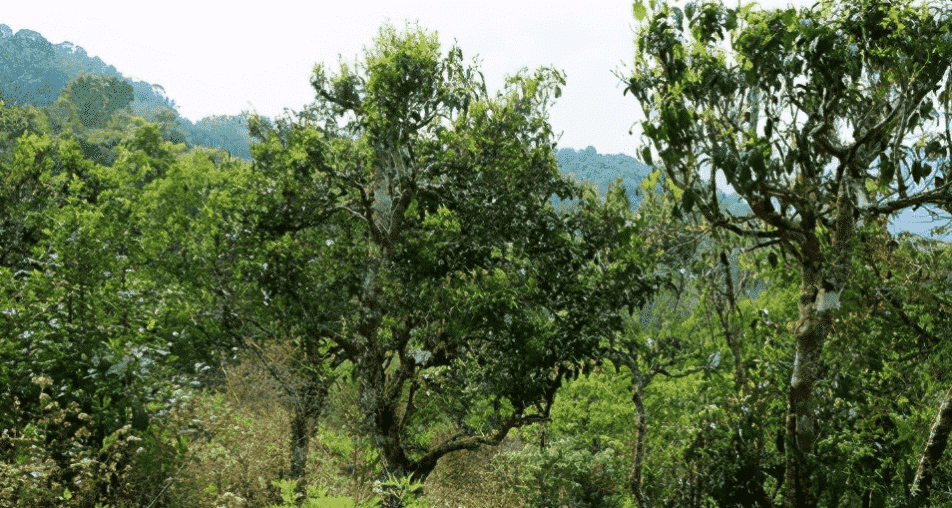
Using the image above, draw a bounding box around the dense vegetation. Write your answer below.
[0,23,254,159]
[2,1,952,507]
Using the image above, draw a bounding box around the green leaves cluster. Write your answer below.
[58,74,134,129]
[242,22,656,481]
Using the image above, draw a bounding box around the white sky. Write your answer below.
[4,0,810,156]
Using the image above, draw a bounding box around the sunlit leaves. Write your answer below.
[57,74,134,129]
[628,0,952,504]
[633,1,648,22]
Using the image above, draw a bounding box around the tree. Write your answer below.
[626,0,952,506]
[243,22,655,483]
[0,108,212,506]
[0,28,69,107]
[0,103,53,272]
[58,74,134,129]
[153,108,189,145]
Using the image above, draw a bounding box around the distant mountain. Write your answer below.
[0,23,252,159]
[557,146,652,206]
[556,146,752,216]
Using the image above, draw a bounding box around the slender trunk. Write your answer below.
[630,379,649,508]
[783,233,827,508]
[910,384,952,506]
[289,409,310,482]
[718,251,746,394]
[289,377,329,482]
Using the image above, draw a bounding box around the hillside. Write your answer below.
[0,23,253,159]
[557,146,753,216]
[2,10,952,508]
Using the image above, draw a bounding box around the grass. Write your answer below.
[159,351,527,508]
[3,344,638,507]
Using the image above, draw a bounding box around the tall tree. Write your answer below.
[625,0,952,506]
[244,22,654,483]
[58,74,134,129]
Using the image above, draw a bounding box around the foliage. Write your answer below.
[240,21,656,483]
[0,377,191,508]
[57,74,134,129]
[550,363,636,446]
[497,363,636,508]
[0,93,254,507]
[626,0,952,505]
[4,9,951,508]
[267,480,381,508]
[187,114,254,159]
[499,433,629,508]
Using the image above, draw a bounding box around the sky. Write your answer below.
[4,0,946,236]
[4,0,807,156]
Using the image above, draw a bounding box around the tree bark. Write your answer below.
[783,176,857,508]
[289,409,309,482]
[783,230,829,508]
[910,384,952,506]
[289,377,330,481]
[630,378,649,508]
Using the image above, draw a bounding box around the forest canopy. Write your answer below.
[1,2,952,508]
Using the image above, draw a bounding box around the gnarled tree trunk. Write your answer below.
[289,376,330,481]
[910,384,952,506]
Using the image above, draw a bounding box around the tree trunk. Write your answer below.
[910,384,952,506]
[783,176,858,508]
[630,378,649,508]
[356,334,414,480]
[289,408,310,482]
[783,234,829,508]
[289,377,330,482]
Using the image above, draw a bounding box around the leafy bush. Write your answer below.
[265,476,429,508]
[266,479,379,508]
[0,376,191,508]
[498,434,628,508]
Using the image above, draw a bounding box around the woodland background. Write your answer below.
[2,1,952,507]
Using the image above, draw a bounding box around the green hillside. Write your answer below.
[0,23,253,159]
[2,5,952,508]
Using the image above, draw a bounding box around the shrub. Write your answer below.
[0,376,191,508]
[497,434,628,508]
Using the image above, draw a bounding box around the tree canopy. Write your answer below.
[627,0,952,505]
[237,22,656,482]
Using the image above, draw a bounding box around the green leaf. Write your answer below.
[633,1,648,21]
[682,187,696,214]
[642,169,661,190]
[781,9,797,29]
[666,178,683,200]
[879,156,895,187]
[641,147,654,166]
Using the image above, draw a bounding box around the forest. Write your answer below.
[2,0,952,507]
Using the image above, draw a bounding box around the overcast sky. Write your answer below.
[6,0,810,156]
